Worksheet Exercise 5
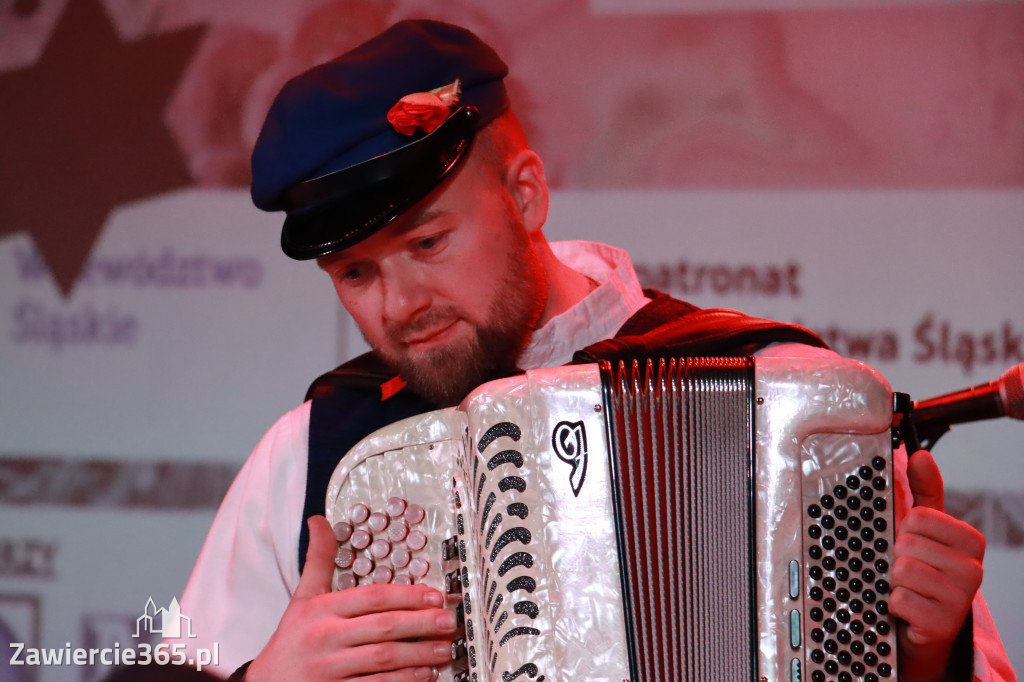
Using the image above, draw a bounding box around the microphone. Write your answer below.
[908,363,1024,449]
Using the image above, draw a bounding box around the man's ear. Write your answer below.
[506,149,549,234]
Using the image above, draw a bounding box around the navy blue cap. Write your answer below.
[250,20,509,259]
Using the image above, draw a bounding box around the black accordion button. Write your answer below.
[822,536,836,550]
[825,660,839,675]
[872,476,887,491]
[836,567,850,582]
[839,672,852,682]
[837,630,851,644]
[850,620,864,635]
[877,621,891,636]
[873,497,887,512]
[824,639,838,654]
[822,516,836,530]
[821,494,835,509]
[823,557,837,571]
[874,517,888,532]
[808,524,822,539]
[877,641,892,657]
[810,586,824,601]
[852,661,866,676]
[808,504,822,518]
[872,456,886,471]
[865,652,879,666]
[811,628,825,643]
[860,506,875,521]
[811,649,825,663]
[847,475,861,489]
[812,671,825,682]
[834,485,848,499]
[859,465,874,479]
[810,565,824,581]
[850,599,864,613]
[879,662,893,677]
[847,496,861,511]
[851,640,865,655]
[874,538,889,553]
[809,545,823,560]
[835,506,849,520]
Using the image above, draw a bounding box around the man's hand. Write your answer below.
[890,450,985,682]
[245,515,457,681]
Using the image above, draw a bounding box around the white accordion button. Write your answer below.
[408,557,430,579]
[372,565,394,584]
[335,573,357,591]
[352,556,374,577]
[392,573,413,585]
[405,504,425,525]
[349,503,370,524]
[334,546,354,569]
[388,519,410,542]
[370,539,392,559]
[406,530,427,551]
[350,529,372,550]
[332,521,353,543]
[368,512,389,533]
[386,496,408,517]
[391,547,412,568]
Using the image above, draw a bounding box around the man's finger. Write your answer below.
[292,515,338,601]
[907,449,944,512]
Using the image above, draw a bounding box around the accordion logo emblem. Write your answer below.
[552,420,588,497]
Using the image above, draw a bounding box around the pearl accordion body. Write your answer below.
[326,353,900,682]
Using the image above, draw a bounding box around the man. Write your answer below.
[178,19,1014,682]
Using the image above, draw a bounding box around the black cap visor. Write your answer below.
[280,106,479,260]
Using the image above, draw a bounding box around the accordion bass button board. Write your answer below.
[325,353,900,682]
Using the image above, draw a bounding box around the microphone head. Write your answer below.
[1001,363,1024,420]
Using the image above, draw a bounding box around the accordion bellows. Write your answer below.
[326,353,899,682]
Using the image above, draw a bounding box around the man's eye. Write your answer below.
[415,233,446,252]
[340,267,363,282]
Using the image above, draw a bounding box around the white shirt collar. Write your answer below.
[518,240,651,369]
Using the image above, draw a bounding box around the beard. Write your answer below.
[372,227,547,407]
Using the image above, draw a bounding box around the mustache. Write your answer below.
[385,306,460,345]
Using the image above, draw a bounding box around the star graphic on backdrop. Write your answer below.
[0,0,204,295]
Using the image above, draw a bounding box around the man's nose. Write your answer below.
[380,267,430,324]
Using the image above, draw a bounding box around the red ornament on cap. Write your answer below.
[387,79,460,135]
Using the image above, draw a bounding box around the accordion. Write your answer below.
[326,353,900,682]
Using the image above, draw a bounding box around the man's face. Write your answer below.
[317,157,548,406]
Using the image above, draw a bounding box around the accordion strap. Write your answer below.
[574,289,829,363]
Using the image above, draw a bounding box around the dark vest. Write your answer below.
[298,290,827,570]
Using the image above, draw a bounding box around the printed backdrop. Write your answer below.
[1,0,1022,679]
